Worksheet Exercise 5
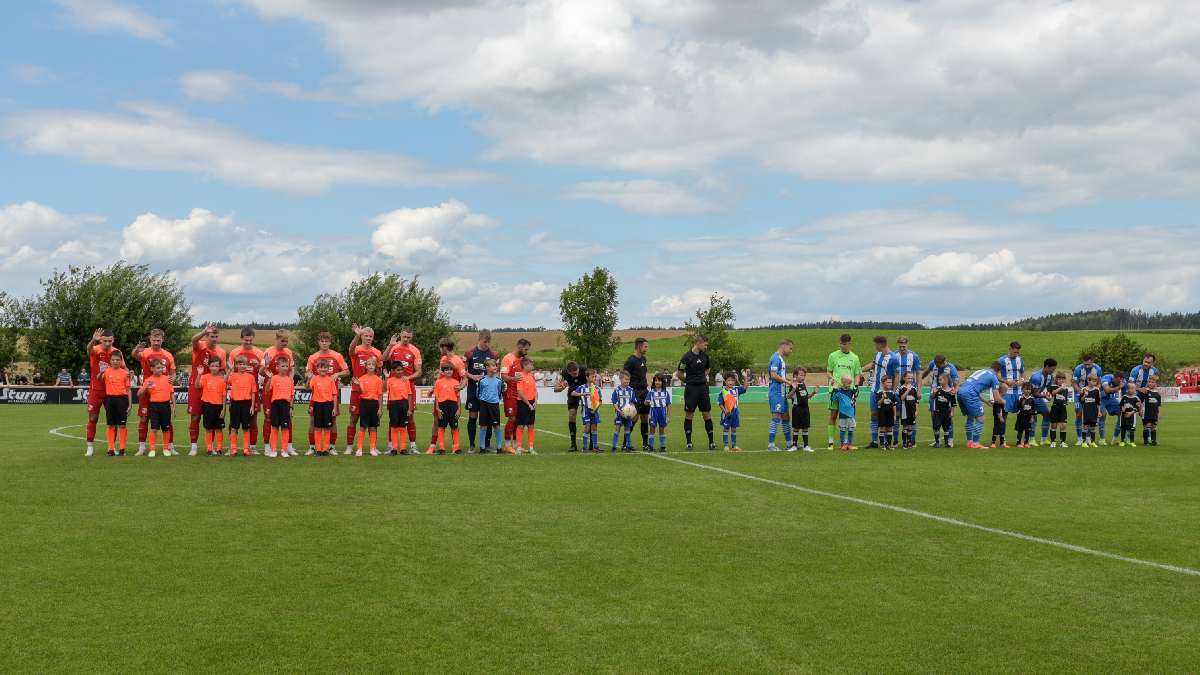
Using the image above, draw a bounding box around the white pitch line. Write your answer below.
[50,424,86,441]
[641,451,1200,579]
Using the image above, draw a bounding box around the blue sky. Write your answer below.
[2,0,1198,327]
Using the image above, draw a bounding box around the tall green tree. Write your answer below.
[16,263,191,374]
[559,267,621,369]
[1080,333,1155,375]
[295,273,453,379]
[684,293,752,377]
[0,292,19,372]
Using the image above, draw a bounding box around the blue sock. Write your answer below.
[870,418,878,443]
[731,431,738,447]
[623,431,631,448]
[783,422,793,446]
[647,433,656,449]
[659,433,666,447]
[1075,416,1083,438]
[768,418,778,444]
[847,430,854,445]
[723,430,730,446]
[1040,416,1050,440]
[911,424,917,443]
[947,423,955,441]
[582,432,590,450]
[839,429,846,444]
[611,430,619,449]
[1099,417,1107,439]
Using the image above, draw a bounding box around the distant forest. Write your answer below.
[938,308,1200,331]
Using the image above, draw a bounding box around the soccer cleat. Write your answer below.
[426,445,437,455]
[567,446,578,453]
[1128,442,1137,447]
[135,447,146,457]
[866,442,879,449]
[287,448,298,457]
[946,440,954,448]
[1075,439,1083,446]
[354,450,363,457]
[787,445,798,453]
[527,448,538,455]
[106,449,116,456]
[827,442,836,450]
[265,449,277,458]
[370,448,380,457]
[305,448,315,456]
[343,447,353,455]
[1099,439,1108,446]
[731,446,742,453]
[989,443,997,448]
[686,443,694,450]
[803,446,814,452]
[708,443,717,451]
[85,446,94,457]
[766,444,779,452]
[930,441,941,448]
[188,448,198,457]
[1050,442,1058,448]
[1028,439,1039,447]
[148,450,157,457]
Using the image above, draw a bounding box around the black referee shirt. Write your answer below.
[623,354,648,392]
[560,366,588,392]
[678,349,710,386]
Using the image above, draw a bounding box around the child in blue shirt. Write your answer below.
[718,371,748,452]
[570,370,602,452]
[476,359,503,453]
[611,371,636,452]
[832,374,859,450]
[646,373,672,452]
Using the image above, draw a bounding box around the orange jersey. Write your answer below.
[89,344,121,388]
[500,353,523,380]
[309,374,338,403]
[350,345,384,380]
[439,354,467,383]
[263,346,295,375]
[190,344,227,386]
[102,366,131,397]
[142,373,174,403]
[199,373,227,405]
[517,371,537,403]
[357,373,383,400]
[137,347,176,376]
[228,346,265,377]
[307,350,348,377]
[387,343,422,377]
[433,376,460,403]
[267,374,295,403]
[228,371,257,401]
[386,375,413,402]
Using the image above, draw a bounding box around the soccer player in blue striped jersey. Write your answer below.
[860,336,898,448]
[998,341,1024,416]
[1072,355,1103,445]
[1027,358,1057,445]
[922,355,958,446]
[957,362,1006,448]
[610,372,637,452]
[892,336,921,445]
[646,374,672,451]
[766,339,795,452]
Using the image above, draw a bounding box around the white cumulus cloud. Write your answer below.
[120,208,231,262]
[55,0,171,43]
[370,199,496,267]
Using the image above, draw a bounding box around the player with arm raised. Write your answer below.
[187,323,227,456]
[384,328,422,453]
[227,327,265,453]
[766,339,795,452]
[132,328,176,456]
[859,336,897,449]
[84,328,121,457]
[462,330,498,453]
[825,334,862,450]
[676,335,715,450]
[343,324,383,455]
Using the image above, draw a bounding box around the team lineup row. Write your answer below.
[77,326,1166,457]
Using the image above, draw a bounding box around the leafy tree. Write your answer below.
[0,292,19,372]
[295,273,453,380]
[1080,333,1154,376]
[684,293,752,377]
[558,267,621,370]
[16,263,191,374]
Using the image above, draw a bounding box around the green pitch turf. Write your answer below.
[3,403,1199,671]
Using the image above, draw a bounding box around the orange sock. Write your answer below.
[205,430,213,451]
[369,429,377,450]
[516,427,524,449]
[399,428,409,449]
[241,431,250,454]
[107,427,116,450]
[436,428,445,450]
[148,430,156,452]
[118,427,127,449]
[165,429,173,447]
[231,431,240,454]
[217,431,224,452]
[451,429,459,451]
[357,431,364,451]
[528,428,536,447]
[283,429,291,449]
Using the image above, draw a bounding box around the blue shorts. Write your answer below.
[581,409,600,426]
[1035,398,1050,414]
[1004,391,1020,414]
[768,392,788,415]
[649,407,668,427]
[1103,401,1120,415]
[957,392,984,418]
[869,390,880,412]
[721,409,741,429]
[614,412,635,428]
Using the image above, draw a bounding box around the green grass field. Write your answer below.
[4,402,1199,671]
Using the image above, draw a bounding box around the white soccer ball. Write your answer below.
[621,404,637,419]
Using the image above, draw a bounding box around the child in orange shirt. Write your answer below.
[227,356,257,457]
[142,359,175,457]
[309,361,338,456]
[355,358,383,456]
[386,365,413,455]
[430,362,462,454]
[266,358,295,458]
[99,351,133,456]
[198,356,228,456]
[515,357,538,455]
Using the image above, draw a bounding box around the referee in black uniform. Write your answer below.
[554,361,588,451]
[677,335,715,450]
[623,337,650,451]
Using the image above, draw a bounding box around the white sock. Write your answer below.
[190,442,197,451]
[138,442,146,451]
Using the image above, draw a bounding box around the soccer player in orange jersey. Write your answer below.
[515,357,539,455]
[187,323,227,456]
[384,328,422,452]
[305,331,348,455]
[431,362,462,454]
[84,328,121,457]
[132,328,176,456]
[500,338,532,452]
[355,357,383,456]
[97,351,132,456]
[309,360,339,456]
[198,356,228,456]
[344,324,383,454]
[427,337,467,453]
[261,330,295,452]
[228,327,265,453]
[227,356,258,457]
[386,366,414,455]
[264,358,295,459]
[141,359,174,457]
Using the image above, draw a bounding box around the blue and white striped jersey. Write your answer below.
[870,351,898,393]
[894,350,921,388]
[611,385,636,408]
[999,354,1024,382]
[647,389,672,408]
[1128,364,1158,388]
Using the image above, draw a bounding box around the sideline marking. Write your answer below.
[50,424,86,441]
[642,451,1200,578]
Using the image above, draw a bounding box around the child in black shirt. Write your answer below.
[1015,382,1036,447]
[897,372,920,449]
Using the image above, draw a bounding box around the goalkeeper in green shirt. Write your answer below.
[826,334,862,449]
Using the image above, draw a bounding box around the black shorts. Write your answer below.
[517,401,536,426]
[437,400,459,429]
[791,405,810,430]
[932,411,952,431]
[684,384,711,413]
[902,402,918,425]
[270,400,292,429]
[479,401,501,427]
[148,401,172,431]
[202,402,225,430]
[388,399,410,428]
[104,396,130,426]
[567,395,580,410]
[992,406,1007,423]
[228,400,253,430]
[1082,407,1099,426]
[1143,414,1158,424]
[633,389,650,415]
[1050,405,1068,424]
[877,407,895,428]
[311,401,335,429]
[359,399,380,428]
